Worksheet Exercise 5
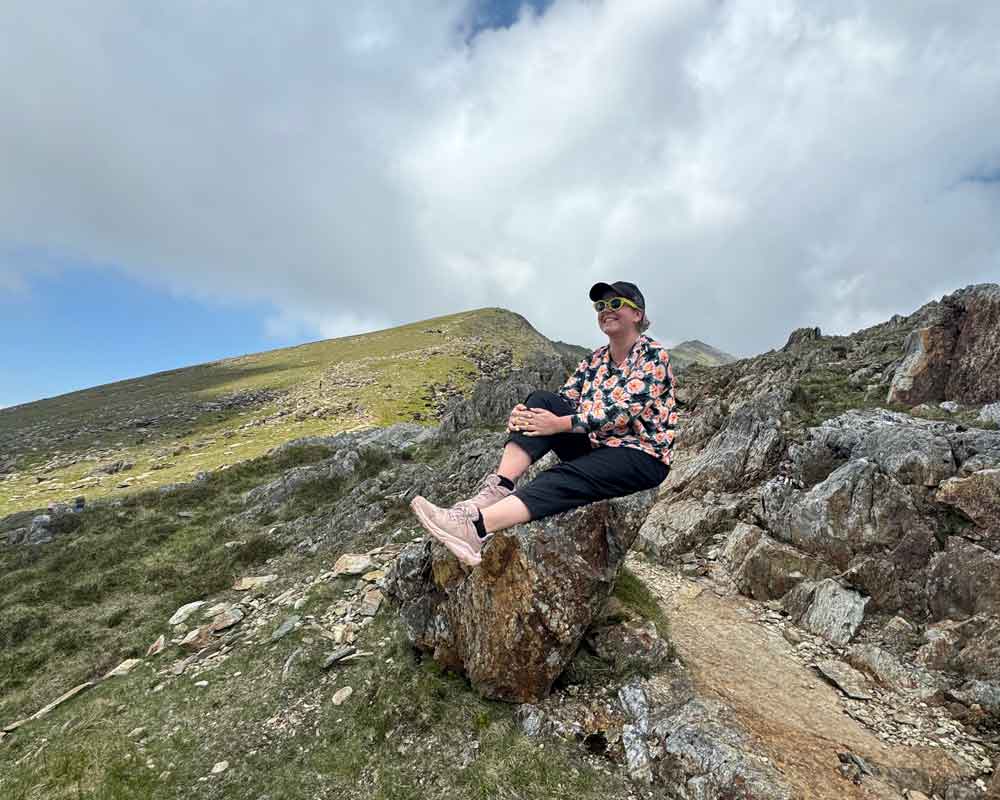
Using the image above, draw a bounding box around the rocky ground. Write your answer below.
[2,284,1000,799]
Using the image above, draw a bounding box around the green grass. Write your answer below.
[1,607,631,800]
[0,444,351,725]
[0,308,569,519]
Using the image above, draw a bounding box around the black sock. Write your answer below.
[496,474,515,491]
[473,510,488,539]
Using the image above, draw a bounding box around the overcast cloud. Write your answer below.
[2,0,998,356]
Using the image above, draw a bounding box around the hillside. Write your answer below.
[665,339,737,371]
[3,289,999,799]
[0,308,584,519]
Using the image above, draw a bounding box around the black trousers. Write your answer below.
[506,390,670,520]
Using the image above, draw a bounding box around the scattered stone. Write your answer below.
[846,643,937,691]
[128,726,147,740]
[211,760,229,774]
[270,615,300,643]
[169,601,206,626]
[331,686,353,705]
[31,682,94,720]
[104,659,142,679]
[179,627,212,652]
[782,626,804,646]
[359,588,383,617]
[194,680,209,688]
[940,401,960,413]
[146,635,166,657]
[814,660,873,700]
[202,602,230,618]
[333,554,375,577]
[233,575,277,592]
[209,606,245,633]
[281,648,301,681]
[321,646,357,669]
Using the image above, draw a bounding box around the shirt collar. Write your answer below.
[603,334,645,369]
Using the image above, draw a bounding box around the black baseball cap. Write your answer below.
[588,281,645,309]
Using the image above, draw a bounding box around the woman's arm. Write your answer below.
[556,356,590,410]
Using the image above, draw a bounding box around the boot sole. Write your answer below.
[410,497,482,567]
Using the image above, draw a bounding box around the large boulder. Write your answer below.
[887,324,959,406]
[887,284,1000,406]
[670,392,787,493]
[935,469,1000,534]
[635,494,741,561]
[927,538,1000,621]
[720,522,832,601]
[783,578,869,645]
[762,459,929,570]
[385,491,657,703]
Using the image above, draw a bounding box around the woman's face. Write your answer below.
[597,290,643,338]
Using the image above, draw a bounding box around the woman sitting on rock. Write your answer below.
[410,280,679,566]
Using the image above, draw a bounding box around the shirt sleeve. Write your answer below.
[556,357,589,411]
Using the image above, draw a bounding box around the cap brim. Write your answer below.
[589,282,617,301]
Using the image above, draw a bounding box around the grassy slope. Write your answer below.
[0,439,664,799]
[0,308,561,519]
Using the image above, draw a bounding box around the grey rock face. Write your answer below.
[385,491,657,703]
[671,392,787,493]
[935,469,1000,534]
[648,696,793,799]
[720,522,831,601]
[950,680,1000,716]
[243,450,360,511]
[783,579,868,645]
[635,496,740,561]
[927,538,1000,620]
[979,402,1000,426]
[438,352,569,433]
[846,644,939,691]
[28,514,53,545]
[763,459,927,569]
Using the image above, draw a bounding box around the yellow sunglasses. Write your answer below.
[593,296,640,313]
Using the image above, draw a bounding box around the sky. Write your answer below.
[1,0,999,408]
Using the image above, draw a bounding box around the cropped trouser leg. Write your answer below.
[505,390,670,521]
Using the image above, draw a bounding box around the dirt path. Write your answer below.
[627,555,969,800]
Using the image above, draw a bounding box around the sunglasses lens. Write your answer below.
[610,298,623,310]
[594,300,605,311]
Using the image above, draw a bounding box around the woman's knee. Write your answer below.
[524,389,561,408]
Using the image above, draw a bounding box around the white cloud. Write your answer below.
[1,0,998,357]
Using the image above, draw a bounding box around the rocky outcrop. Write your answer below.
[783,579,869,645]
[635,494,742,560]
[385,491,657,703]
[927,539,1000,621]
[438,351,571,433]
[935,468,1000,534]
[669,392,788,493]
[720,522,832,600]
[887,283,1000,405]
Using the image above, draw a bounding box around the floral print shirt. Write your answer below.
[558,334,679,467]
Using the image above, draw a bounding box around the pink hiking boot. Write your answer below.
[410,496,484,567]
[454,472,513,514]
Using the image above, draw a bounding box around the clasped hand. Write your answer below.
[506,404,567,437]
